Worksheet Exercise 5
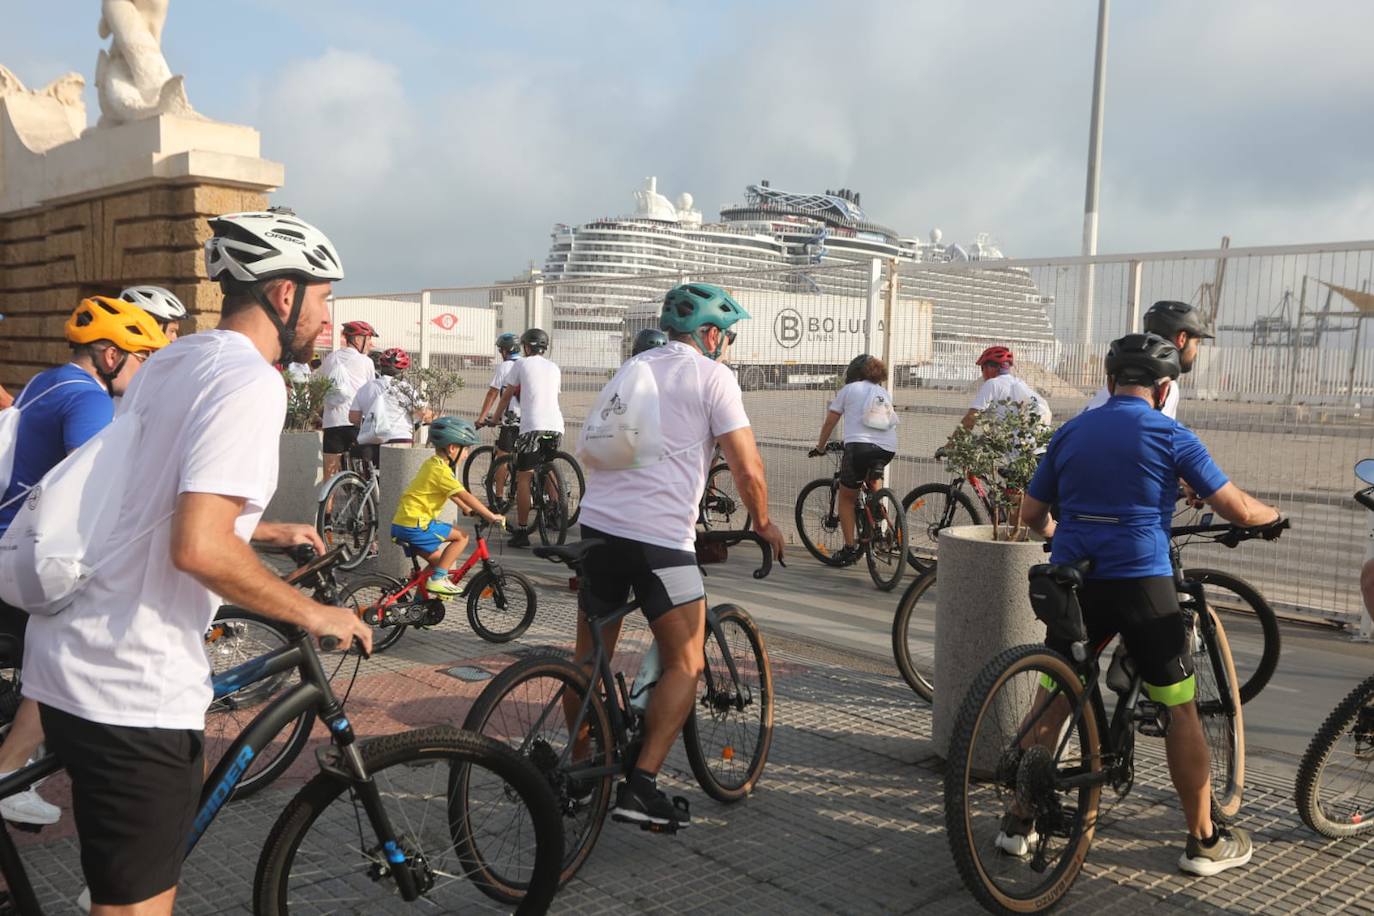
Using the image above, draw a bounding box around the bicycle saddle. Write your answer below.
[391,538,424,559]
[1028,558,1093,589]
[533,539,605,568]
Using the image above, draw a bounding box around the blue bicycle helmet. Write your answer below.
[659,283,749,360]
[496,332,519,355]
[429,416,480,449]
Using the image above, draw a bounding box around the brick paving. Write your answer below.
[6,574,1374,914]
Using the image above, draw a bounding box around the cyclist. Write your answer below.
[491,328,564,548]
[119,285,188,342]
[631,327,668,356]
[0,297,168,828]
[475,332,523,498]
[21,208,373,915]
[1084,300,1213,420]
[349,347,430,464]
[319,319,378,480]
[810,353,899,566]
[954,345,1051,436]
[576,282,786,831]
[390,416,507,597]
[1015,332,1281,877]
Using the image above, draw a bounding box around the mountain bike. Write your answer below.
[943,525,1280,914]
[795,441,906,591]
[335,518,537,653]
[0,629,564,914]
[1294,459,1374,838]
[698,447,751,544]
[459,530,775,888]
[470,421,585,529]
[315,450,380,570]
[901,465,992,574]
[479,436,577,546]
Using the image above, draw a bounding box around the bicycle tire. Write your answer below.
[485,455,518,515]
[1294,672,1374,838]
[534,464,568,547]
[466,568,538,643]
[462,444,496,494]
[944,644,1102,914]
[684,604,774,802]
[902,483,984,573]
[891,572,937,702]
[1194,606,1245,820]
[794,477,844,566]
[204,610,315,801]
[337,573,410,653]
[700,462,752,544]
[315,472,377,571]
[254,726,562,914]
[865,487,907,592]
[463,656,614,888]
[1183,568,1280,705]
[549,451,585,527]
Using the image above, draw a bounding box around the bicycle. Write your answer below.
[476,436,575,547]
[468,419,585,528]
[942,525,1279,913]
[336,518,537,653]
[795,441,907,591]
[459,530,775,888]
[0,629,565,914]
[315,449,380,570]
[698,446,752,542]
[901,464,992,575]
[1294,458,1374,838]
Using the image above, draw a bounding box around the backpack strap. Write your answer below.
[13,377,93,411]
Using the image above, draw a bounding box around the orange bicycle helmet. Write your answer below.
[65,297,170,353]
[975,345,1014,368]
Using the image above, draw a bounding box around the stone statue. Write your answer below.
[95,0,197,126]
[0,64,86,148]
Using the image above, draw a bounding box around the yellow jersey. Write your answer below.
[393,455,464,527]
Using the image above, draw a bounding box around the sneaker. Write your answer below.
[508,528,531,549]
[425,573,460,597]
[0,787,60,826]
[994,811,1038,857]
[831,544,861,567]
[1179,825,1253,876]
[610,780,691,830]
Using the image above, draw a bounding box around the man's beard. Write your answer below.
[287,324,320,363]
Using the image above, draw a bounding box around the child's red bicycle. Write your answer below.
[338,519,537,652]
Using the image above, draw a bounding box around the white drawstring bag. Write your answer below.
[357,378,407,445]
[578,358,665,471]
[0,379,89,508]
[861,388,898,431]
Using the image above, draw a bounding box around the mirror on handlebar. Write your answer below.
[1356,459,1374,487]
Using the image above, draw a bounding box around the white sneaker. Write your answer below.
[76,886,91,913]
[0,787,60,825]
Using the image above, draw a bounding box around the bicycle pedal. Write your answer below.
[1135,700,1171,737]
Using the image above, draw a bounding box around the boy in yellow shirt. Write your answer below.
[390,416,505,596]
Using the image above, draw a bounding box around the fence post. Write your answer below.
[531,276,546,329]
[419,290,432,369]
[1126,259,1143,331]
[865,258,881,355]
[1288,275,1308,403]
[882,258,897,374]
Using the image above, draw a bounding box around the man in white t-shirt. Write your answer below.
[957,345,1052,434]
[575,283,786,832]
[475,331,522,496]
[1083,300,1214,421]
[318,319,377,480]
[22,209,373,914]
[492,327,564,548]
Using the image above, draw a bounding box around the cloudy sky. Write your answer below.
[6,1,1374,293]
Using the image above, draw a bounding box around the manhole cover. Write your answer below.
[444,666,494,682]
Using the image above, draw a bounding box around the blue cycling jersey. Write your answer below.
[1027,395,1229,579]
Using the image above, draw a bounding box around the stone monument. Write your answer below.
[0,0,284,393]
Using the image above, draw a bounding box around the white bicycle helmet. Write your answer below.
[205,207,344,284]
[119,285,187,322]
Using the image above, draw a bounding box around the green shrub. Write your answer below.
[942,398,1052,541]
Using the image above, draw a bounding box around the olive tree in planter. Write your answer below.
[405,367,465,417]
[932,398,1053,758]
[263,371,332,525]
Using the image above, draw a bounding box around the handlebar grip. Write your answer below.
[319,635,341,652]
[288,544,319,567]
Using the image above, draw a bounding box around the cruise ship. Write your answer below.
[541,177,1057,373]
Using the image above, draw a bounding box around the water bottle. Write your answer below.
[629,642,661,713]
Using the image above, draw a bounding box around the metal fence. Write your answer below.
[330,240,1374,626]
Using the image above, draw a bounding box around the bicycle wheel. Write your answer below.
[549,451,585,526]
[254,726,562,914]
[316,472,377,571]
[1184,568,1280,705]
[684,604,774,802]
[1193,606,1245,820]
[466,568,538,643]
[463,656,614,888]
[794,478,844,566]
[485,455,518,515]
[1295,673,1374,838]
[534,465,568,547]
[700,462,752,543]
[204,610,315,800]
[338,573,411,654]
[891,572,937,702]
[903,483,984,573]
[462,445,496,494]
[944,644,1102,914]
[864,487,906,592]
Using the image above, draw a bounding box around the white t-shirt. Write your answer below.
[285,362,311,383]
[1084,381,1180,419]
[506,354,563,435]
[972,374,1052,426]
[580,342,750,551]
[828,380,899,451]
[23,330,285,730]
[490,357,521,420]
[319,347,374,428]
[351,376,424,443]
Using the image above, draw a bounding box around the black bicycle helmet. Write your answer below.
[520,327,550,353]
[632,328,669,355]
[1105,333,1182,385]
[1143,300,1214,340]
[844,353,872,384]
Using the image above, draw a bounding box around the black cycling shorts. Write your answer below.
[839,443,895,489]
[495,425,519,453]
[0,598,26,660]
[579,525,705,623]
[514,431,562,472]
[39,705,204,906]
[322,424,359,455]
[1045,575,1195,705]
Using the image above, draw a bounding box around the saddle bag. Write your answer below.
[1027,565,1088,644]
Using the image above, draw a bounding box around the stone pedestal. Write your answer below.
[262,431,324,525]
[377,444,464,580]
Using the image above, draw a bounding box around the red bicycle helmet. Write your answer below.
[975,345,1014,368]
[341,320,378,339]
[379,347,411,372]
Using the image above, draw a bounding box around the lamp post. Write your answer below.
[1077,0,1110,358]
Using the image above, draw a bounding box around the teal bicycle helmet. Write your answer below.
[429,416,480,449]
[496,332,519,354]
[659,283,749,360]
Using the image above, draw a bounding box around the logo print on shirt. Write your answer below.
[601,393,627,421]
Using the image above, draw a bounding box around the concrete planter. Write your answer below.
[376,443,464,579]
[932,525,1047,760]
[263,431,323,525]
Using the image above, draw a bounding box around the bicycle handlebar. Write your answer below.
[1170,517,1289,547]
[696,529,776,579]
[808,442,845,458]
[1357,486,1374,512]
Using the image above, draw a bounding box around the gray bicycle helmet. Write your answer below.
[1105,333,1181,386]
[632,328,669,355]
[429,416,480,449]
[520,328,550,353]
[1143,300,1214,340]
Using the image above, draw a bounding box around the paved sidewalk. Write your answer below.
[7,571,1374,914]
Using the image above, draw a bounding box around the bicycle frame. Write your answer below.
[375,524,497,614]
